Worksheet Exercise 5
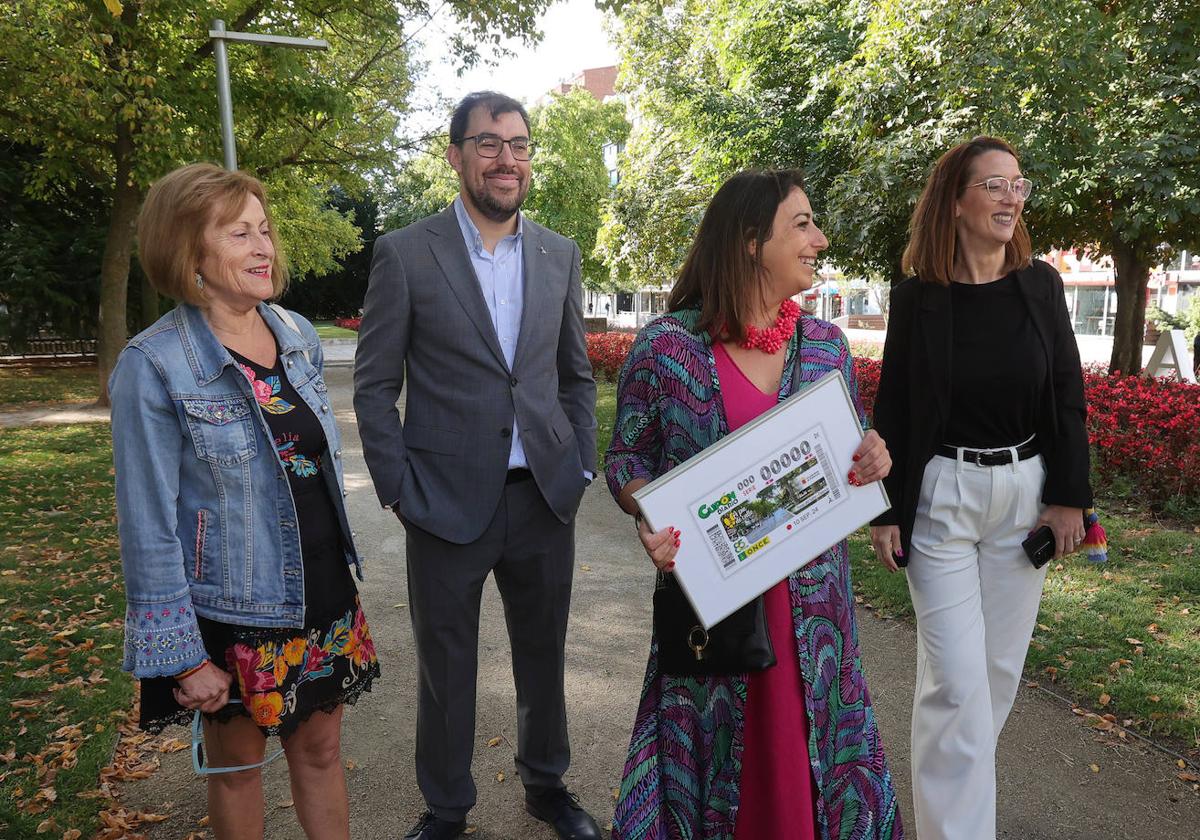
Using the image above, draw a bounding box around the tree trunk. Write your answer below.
[95,121,141,407]
[1108,237,1150,375]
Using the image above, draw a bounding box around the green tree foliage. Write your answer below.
[380,149,460,232]
[596,0,865,289]
[0,0,551,402]
[526,89,628,289]
[280,186,381,319]
[826,0,1200,373]
[604,0,1200,373]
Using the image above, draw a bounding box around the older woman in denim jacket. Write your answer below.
[110,163,379,840]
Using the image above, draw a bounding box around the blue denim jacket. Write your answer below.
[109,303,361,678]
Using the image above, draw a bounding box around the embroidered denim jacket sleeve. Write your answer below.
[110,347,206,678]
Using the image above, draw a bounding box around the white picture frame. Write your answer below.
[633,369,890,628]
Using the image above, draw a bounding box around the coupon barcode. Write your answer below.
[814,443,841,501]
[708,525,737,569]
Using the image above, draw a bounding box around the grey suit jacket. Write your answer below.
[353,205,597,545]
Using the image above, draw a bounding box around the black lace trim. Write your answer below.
[138,662,380,740]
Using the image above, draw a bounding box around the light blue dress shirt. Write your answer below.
[453,197,529,470]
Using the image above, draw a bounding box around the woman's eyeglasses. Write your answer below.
[967,177,1034,201]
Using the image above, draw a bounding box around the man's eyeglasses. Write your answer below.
[459,133,536,161]
[191,700,285,775]
[967,177,1034,202]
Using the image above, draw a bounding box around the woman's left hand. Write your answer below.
[848,429,891,486]
[1035,504,1085,560]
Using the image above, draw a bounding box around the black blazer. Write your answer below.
[870,259,1092,563]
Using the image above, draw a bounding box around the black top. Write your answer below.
[944,273,1047,448]
[227,347,354,616]
[869,260,1093,560]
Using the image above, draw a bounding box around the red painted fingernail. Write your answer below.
[674,539,681,548]
[666,561,676,570]
[848,471,857,481]
[897,548,904,557]
[852,454,861,462]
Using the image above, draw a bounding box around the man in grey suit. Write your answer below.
[353,91,600,840]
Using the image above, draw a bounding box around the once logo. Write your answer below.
[697,492,738,519]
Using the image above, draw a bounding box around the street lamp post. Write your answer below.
[208,19,329,171]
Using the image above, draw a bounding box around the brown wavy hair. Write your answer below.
[667,169,807,342]
[902,136,1031,285]
[137,163,289,305]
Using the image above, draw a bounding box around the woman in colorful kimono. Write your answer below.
[606,169,904,840]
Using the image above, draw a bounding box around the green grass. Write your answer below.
[0,425,131,838]
[596,380,617,469]
[313,321,358,339]
[848,509,1200,747]
[0,365,98,406]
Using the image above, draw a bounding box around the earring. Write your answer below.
[194,273,204,289]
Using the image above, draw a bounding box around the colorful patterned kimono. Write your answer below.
[605,308,903,840]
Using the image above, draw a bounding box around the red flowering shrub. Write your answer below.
[1083,370,1200,507]
[334,317,362,331]
[853,356,881,422]
[587,332,636,381]
[851,354,1200,507]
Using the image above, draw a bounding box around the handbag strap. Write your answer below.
[788,309,805,394]
[268,303,312,364]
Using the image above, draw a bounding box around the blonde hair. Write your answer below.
[137,163,288,304]
[902,136,1031,285]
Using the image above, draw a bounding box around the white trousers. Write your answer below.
[906,453,1048,840]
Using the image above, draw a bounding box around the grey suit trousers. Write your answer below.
[403,475,574,820]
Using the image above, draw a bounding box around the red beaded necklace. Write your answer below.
[737,298,801,354]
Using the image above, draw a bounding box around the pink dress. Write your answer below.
[713,342,819,840]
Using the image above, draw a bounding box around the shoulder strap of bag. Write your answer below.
[790,310,805,392]
[268,303,312,364]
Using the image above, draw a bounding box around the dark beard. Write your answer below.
[466,174,526,223]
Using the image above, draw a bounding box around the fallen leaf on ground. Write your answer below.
[496,771,505,782]
[1090,764,1100,773]
[487,737,503,747]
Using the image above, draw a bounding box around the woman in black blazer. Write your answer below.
[869,136,1092,840]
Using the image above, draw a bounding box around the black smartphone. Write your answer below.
[1022,525,1056,568]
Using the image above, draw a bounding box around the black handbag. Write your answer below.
[653,571,775,676]
[650,317,808,677]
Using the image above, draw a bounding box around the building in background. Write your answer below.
[538,66,618,105]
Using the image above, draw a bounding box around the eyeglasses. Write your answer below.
[967,177,1034,201]
[191,700,285,775]
[459,133,536,161]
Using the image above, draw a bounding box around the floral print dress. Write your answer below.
[139,348,380,737]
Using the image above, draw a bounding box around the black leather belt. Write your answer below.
[505,468,533,484]
[937,439,1039,466]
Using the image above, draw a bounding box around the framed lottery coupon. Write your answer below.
[632,369,890,629]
